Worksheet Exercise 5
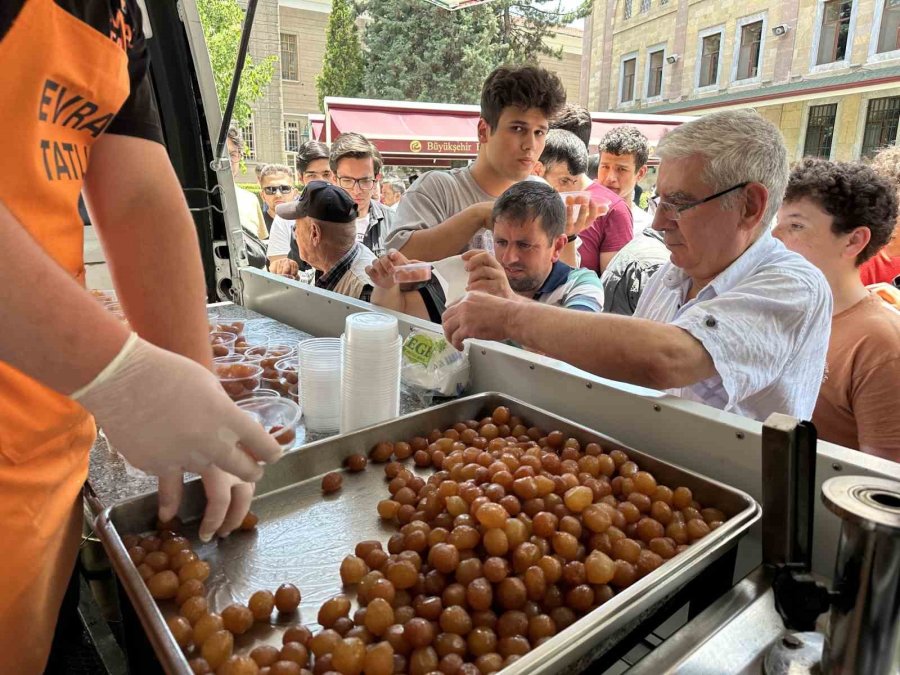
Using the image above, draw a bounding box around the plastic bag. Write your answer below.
[401,330,470,406]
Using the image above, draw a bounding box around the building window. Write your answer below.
[280,33,299,81]
[624,0,632,19]
[816,0,853,65]
[699,34,721,87]
[241,118,256,161]
[736,21,763,79]
[284,120,300,153]
[803,104,838,157]
[640,0,651,12]
[877,0,900,53]
[647,50,665,98]
[862,96,900,157]
[621,58,637,103]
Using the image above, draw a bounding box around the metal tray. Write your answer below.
[94,392,761,674]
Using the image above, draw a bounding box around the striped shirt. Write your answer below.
[533,261,605,312]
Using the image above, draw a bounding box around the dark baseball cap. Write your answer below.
[275,181,358,222]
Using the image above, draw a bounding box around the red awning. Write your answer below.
[323,98,694,165]
[327,99,480,162]
[310,116,325,142]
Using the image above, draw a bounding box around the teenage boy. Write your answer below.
[773,158,900,461]
[597,126,653,234]
[386,65,568,261]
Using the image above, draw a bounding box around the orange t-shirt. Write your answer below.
[813,294,900,462]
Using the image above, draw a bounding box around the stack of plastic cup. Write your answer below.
[298,338,342,433]
[341,313,402,433]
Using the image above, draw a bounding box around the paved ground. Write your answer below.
[84,226,113,290]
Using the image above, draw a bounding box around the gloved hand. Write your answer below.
[158,467,255,541]
[74,333,282,538]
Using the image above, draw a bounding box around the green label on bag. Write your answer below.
[403,333,444,366]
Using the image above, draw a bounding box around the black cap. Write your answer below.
[275,181,358,222]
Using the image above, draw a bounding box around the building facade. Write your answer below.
[584,0,900,161]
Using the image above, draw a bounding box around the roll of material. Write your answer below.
[821,476,900,675]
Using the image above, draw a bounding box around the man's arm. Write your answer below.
[442,293,716,389]
[0,201,130,393]
[84,135,211,365]
[598,251,618,273]
[398,203,493,261]
[367,251,431,320]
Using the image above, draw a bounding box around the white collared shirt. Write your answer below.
[634,231,833,421]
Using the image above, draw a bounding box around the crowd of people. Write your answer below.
[233,64,900,464]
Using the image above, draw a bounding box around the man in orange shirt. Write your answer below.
[774,158,900,462]
[0,1,281,671]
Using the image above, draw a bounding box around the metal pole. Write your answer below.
[212,0,259,171]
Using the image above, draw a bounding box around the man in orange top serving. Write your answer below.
[0,2,282,672]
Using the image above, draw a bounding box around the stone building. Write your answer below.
[582,0,900,161]
[234,1,583,181]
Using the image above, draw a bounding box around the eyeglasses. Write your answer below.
[650,182,749,222]
[263,185,295,195]
[337,176,376,191]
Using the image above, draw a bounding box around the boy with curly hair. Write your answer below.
[774,157,900,461]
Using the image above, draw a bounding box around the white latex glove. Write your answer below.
[75,333,282,539]
[158,468,255,541]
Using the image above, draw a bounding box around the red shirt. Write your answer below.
[859,250,900,287]
[577,182,634,274]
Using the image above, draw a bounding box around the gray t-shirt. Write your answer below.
[600,227,670,315]
[385,166,494,252]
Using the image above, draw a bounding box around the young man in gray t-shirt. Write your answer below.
[386,65,567,260]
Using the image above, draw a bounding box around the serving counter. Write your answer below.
[82,268,900,674]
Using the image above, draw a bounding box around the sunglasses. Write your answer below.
[263,185,295,195]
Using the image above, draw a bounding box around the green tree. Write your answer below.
[361,0,502,104]
[493,1,591,64]
[316,0,365,110]
[197,0,276,128]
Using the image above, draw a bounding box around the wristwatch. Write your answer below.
[566,234,579,243]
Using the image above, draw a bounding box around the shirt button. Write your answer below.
[705,315,717,328]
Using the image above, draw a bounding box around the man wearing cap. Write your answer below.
[277,181,376,301]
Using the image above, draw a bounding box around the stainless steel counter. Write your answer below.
[86,303,432,508]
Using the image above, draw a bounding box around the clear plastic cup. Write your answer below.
[275,357,299,386]
[213,362,263,400]
[392,263,433,284]
[299,338,342,432]
[559,191,592,220]
[210,331,237,358]
[209,317,245,335]
[345,312,399,345]
[236,397,301,450]
[213,354,246,365]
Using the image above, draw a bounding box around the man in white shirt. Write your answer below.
[597,126,654,236]
[442,110,833,422]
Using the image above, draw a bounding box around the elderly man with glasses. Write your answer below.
[443,110,833,422]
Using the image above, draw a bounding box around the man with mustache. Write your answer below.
[369,181,604,322]
[443,110,833,422]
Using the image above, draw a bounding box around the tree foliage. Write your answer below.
[359,0,590,104]
[493,1,592,64]
[316,0,365,110]
[197,0,276,127]
[361,0,502,104]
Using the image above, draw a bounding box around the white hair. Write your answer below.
[657,109,788,228]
